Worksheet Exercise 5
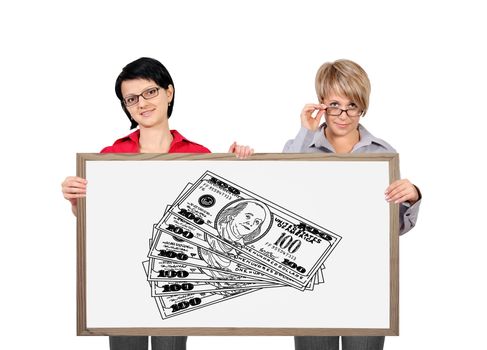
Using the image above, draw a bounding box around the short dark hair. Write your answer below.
[115,57,175,129]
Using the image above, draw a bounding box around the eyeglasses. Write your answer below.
[123,87,160,107]
[326,107,362,118]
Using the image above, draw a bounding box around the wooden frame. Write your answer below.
[77,153,399,336]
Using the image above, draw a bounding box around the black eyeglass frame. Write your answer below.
[325,107,363,118]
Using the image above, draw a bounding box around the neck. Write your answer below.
[325,127,360,154]
[138,122,173,153]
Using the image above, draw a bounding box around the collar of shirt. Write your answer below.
[309,123,391,152]
[101,129,210,153]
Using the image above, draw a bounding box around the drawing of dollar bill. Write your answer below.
[150,275,279,297]
[158,171,341,289]
[142,261,259,320]
[148,258,279,287]
[153,212,307,289]
[148,228,279,283]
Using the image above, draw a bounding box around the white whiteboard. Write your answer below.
[78,153,398,335]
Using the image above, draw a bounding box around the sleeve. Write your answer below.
[399,186,422,235]
[282,127,314,153]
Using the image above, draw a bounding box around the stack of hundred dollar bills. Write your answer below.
[143,171,342,320]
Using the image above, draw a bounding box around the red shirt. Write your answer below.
[100,129,210,154]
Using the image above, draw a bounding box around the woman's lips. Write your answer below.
[140,109,155,117]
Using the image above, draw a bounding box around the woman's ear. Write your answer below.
[166,85,174,104]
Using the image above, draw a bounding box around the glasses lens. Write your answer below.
[142,87,159,100]
[346,108,361,117]
[124,96,138,107]
[326,107,342,116]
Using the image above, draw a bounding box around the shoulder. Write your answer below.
[100,129,139,153]
[170,130,211,153]
[372,136,397,153]
[373,137,397,152]
[358,124,397,153]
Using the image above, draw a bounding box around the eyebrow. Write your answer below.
[123,86,158,98]
[329,99,354,105]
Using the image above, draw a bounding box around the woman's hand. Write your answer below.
[61,176,87,215]
[228,142,254,159]
[301,103,327,131]
[385,179,419,205]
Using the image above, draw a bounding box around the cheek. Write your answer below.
[127,107,138,118]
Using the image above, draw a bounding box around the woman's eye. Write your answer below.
[329,102,339,107]
[126,97,135,104]
[348,103,357,109]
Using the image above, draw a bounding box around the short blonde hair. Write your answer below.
[315,59,371,115]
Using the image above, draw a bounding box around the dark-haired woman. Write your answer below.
[62,57,253,350]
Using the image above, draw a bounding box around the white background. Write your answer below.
[85,160,389,328]
[1,0,486,349]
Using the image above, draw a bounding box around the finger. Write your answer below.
[64,193,86,200]
[392,190,414,204]
[227,141,237,153]
[63,181,87,191]
[62,177,87,190]
[385,179,407,195]
[301,104,321,117]
[303,103,322,111]
[385,183,407,201]
[247,147,254,158]
[63,188,86,199]
[387,183,416,203]
[316,108,326,120]
[243,146,252,159]
[63,183,87,194]
[240,146,249,159]
[66,176,87,184]
[388,188,411,203]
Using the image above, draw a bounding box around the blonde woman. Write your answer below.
[284,59,421,350]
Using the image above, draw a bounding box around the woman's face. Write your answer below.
[323,93,362,138]
[121,78,173,129]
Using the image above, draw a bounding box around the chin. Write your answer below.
[330,128,351,136]
[137,120,160,128]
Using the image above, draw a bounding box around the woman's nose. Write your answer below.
[138,97,150,108]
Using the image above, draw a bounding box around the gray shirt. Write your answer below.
[283,123,421,235]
